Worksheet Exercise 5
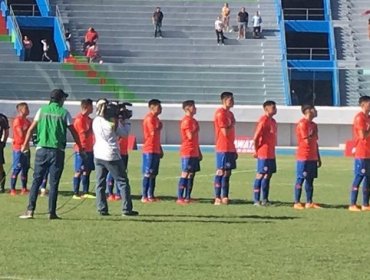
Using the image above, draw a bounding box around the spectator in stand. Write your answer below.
[152,7,164,38]
[86,43,101,63]
[65,29,71,53]
[215,15,225,46]
[237,7,249,40]
[23,36,33,61]
[83,27,98,51]
[0,113,9,193]
[41,39,52,62]
[10,102,31,196]
[221,3,231,32]
[252,11,263,38]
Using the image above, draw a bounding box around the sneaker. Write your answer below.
[10,189,17,196]
[122,210,139,216]
[114,195,122,201]
[141,197,149,203]
[221,197,229,205]
[107,195,115,201]
[214,198,222,205]
[361,205,370,211]
[293,202,305,210]
[19,210,34,219]
[72,194,82,200]
[21,188,29,195]
[81,193,96,199]
[253,201,261,207]
[49,214,61,220]
[348,205,361,212]
[305,203,322,209]
[99,211,110,216]
[148,197,160,202]
[176,198,187,205]
[261,200,271,207]
[40,188,47,197]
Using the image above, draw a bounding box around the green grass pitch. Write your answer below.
[0,148,368,280]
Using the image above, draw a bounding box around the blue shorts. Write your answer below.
[216,152,237,170]
[296,160,318,179]
[74,152,95,172]
[12,150,30,170]
[142,153,161,175]
[354,159,370,176]
[181,157,201,173]
[257,158,276,174]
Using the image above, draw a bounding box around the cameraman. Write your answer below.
[93,99,138,216]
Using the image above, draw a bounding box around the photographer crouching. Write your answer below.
[93,99,138,216]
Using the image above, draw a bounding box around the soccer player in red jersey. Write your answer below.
[349,96,370,211]
[176,100,202,204]
[142,99,163,202]
[252,100,277,206]
[213,92,237,205]
[10,102,31,195]
[293,105,322,210]
[72,99,95,199]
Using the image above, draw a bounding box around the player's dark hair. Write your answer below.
[263,100,276,108]
[301,104,314,114]
[148,99,161,107]
[16,102,28,110]
[220,91,233,100]
[81,98,93,109]
[182,100,195,110]
[358,96,370,105]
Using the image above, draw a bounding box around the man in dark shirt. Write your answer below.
[0,113,9,193]
[237,7,249,39]
[152,7,164,38]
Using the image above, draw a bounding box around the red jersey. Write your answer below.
[180,115,200,157]
[85,31,98,42]
[73,113,94,152]
[253,115,277,159]
[296,118,319,161]
[118,136,128,155]
[214,107,236,152]
[142,112,162,154]
[353,112,370,158]
[12,116,31,150]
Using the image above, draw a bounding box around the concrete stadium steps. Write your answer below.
[48,0,286,104]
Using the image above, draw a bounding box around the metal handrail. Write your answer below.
[9,4,39,16]
[9,6,23,43]
[56,5,66,39]
[287,47,330,60]
[283,8,325,20]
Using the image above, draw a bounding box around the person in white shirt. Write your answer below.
[92,99,138,216]
[215,15,225,45]
[252,11,262,38]
[41,39,52,62]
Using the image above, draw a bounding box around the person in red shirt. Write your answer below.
[213,92,237,205]
[72,99,95,199]
[293,104,321,210]
[252,100,277,206]
[10,102,31,195]
[349,96,370,211]
[83,27,98,51]
[141,99,163,202]
[176,100,202,204]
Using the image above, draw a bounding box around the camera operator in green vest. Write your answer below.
[19,89,83,220]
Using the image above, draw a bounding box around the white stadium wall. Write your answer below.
[1,100,356,147]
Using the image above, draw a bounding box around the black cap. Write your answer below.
[50,89,69,101]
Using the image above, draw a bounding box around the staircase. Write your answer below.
[50,0,286,105]
[0,13,19,62]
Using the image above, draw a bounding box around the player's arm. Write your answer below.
[21,120,37,152]
[356,118,370,139]
[217,112,232,136]
[68,125,83,152]
[317,143,322,168]
[253,120,264,154]
[298,122,310,144]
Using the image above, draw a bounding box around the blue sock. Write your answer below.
[142,176,150,198]
[81,174,90,193]
[10,171,19,190]
[73,176,80,194]
[253,178,262,202]
[177,177,187,199]
[294,178,304,203]
[214,175,222,198]
[148,177,156,198]
[350,174,363,205]
[261,178,270,201]
[362,176,369,206]
[221,176,230,198]
[21,172,28,188]
[305,178,314,203]
[186,177,194,199]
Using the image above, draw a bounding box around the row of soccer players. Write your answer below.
[1,93,370,211]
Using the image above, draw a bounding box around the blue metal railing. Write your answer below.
[7,5,23,59]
